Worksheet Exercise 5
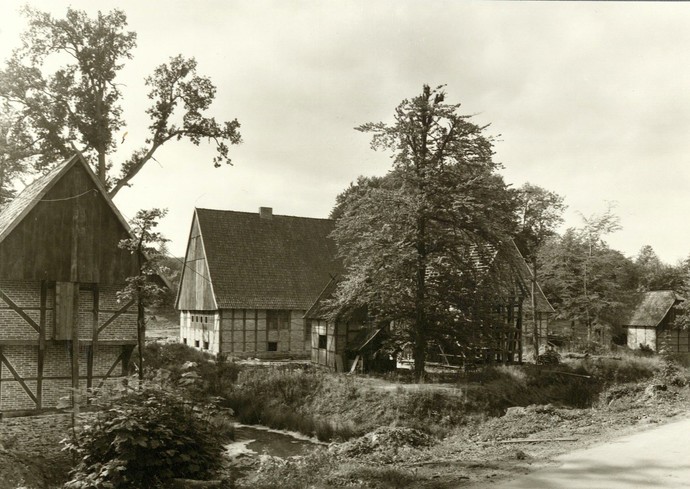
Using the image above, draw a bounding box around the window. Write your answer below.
[194,340,200,348]
[205,317,208,323]
[305,320,312,341]
[203,341,209,350]
[267,341,278,352]
[318,335,327,349]
[183,338,187,345]
[267,310,290,330]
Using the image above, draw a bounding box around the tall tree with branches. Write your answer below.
[332,85,517,380]
[0,7,241,196]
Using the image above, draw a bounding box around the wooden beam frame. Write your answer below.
[97,299,135,334]
[0,289,40,333]
[0,350,38,406]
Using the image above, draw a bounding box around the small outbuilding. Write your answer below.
[623,290,685,353]
[0,154,140,412]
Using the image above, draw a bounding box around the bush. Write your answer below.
[63,386,230,489]
[537,349,561,365]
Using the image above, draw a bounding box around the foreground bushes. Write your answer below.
[63,386,231,489]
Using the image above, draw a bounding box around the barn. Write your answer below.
[176,207,340,358]
[0,154,140,412]
[307,241,554,372]
[623,290,685,353]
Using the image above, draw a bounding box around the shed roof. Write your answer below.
[195,208,341,310]
[624,290,683,327]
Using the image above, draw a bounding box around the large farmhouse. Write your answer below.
[176,207,340,358]
[0,154,139,412]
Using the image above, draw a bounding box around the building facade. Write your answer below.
[176,207,339,358]
[0,155,139,411]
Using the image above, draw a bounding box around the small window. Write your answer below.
[318,335,327,349]
[267,310,290,330]
[267,341,278,352]
[205,317,208,323]
[203,341,209,350]
[194,340,200,348]
[183,338,187,345]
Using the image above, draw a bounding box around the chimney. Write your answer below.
[259,206,273,220]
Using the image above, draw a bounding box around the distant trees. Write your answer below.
[538,207,639,344]
[0,7,241,197]
[331,85,517,380]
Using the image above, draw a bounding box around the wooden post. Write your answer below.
[88,285,99,392]
[71,283,80,409]
[37,280,47,408]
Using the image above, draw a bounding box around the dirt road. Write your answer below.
[494,415,690,488]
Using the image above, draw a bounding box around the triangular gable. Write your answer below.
[0,153,133,245]
[0,153,142,284]
[175,209,219,311]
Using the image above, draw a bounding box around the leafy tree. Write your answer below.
[0,7,241,196]
[634,245,685,292]
[117,208,169,381]
[514,183,566,355]
[539,208,637,346]
[331,85,518,380]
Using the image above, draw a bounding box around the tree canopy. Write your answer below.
[330,85,519,379]
[0,7,241,198]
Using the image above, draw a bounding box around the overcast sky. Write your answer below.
[1,1,689,263]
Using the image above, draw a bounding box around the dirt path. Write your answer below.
[492,415,690,488]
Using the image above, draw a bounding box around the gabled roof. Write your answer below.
[508,240,555,314]
[624,290,683,327]
[0,153,131,244]
[194,208,341,310]
[304,239,555,320]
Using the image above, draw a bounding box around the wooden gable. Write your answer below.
[176,210,217,311]
[0,155,138,284]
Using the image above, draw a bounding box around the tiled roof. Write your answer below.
[196,208,341,310]
[625,290,683,327]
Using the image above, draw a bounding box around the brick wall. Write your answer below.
[1,343,127,410]
[0,281,134,411]
[217,308,309,359]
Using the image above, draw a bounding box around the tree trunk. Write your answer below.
[413,214,427,382]
[531,258,539,358]
[137,300,145,382]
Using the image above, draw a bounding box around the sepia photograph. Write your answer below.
[0,1,688,488]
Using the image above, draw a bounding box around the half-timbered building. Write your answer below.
[176,207,339,358]
[307,241,554,372]
[623,290,685,354]
[0,154,139,412]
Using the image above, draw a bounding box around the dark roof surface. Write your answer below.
[624,290,683,327]
[196,208,341,310]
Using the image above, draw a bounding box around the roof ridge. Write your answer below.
[195,207,334,222]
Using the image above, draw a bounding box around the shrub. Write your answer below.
[536,349,561,365]
[63,386,230,489]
